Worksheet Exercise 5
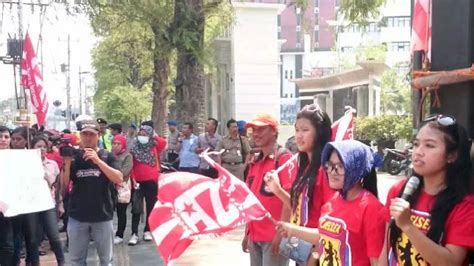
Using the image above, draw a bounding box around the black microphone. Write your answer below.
[390,176,420,226]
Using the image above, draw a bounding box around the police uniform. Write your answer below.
[216,135,251,180]
[167,130,180,164]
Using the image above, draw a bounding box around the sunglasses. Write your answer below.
[423,114,456,127]
[324,162,345,175]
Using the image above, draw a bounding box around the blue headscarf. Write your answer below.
[321,140,374,199]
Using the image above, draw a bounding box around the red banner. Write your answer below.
[21,32,48,126]
[331,109,354,141]
[148,164,268,264]
[411,0,432,58]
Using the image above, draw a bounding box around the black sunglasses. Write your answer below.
[423,114,456,127]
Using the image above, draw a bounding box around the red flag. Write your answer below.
[21,32,48,126]
[149,164,268,264]
[331,109,354,141]
[411,0,432,58]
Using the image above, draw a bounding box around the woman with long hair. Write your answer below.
[31,135,65,265]
[0,126,14,266]
[379,114,474,265]
[277,140,385,265]
[129,124,166,245]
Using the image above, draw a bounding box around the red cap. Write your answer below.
[246,113,279,129]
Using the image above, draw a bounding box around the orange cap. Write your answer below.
[246,113,279,129]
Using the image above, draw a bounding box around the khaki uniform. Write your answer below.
[166,130,180,162]
[216,135,251,180]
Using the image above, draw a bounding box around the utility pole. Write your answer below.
[66,34,71,123]
[17,0,24,111]
[78,67,90,115]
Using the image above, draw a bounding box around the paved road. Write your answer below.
[36,172,403,265]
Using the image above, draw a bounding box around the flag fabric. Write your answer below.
[21,32,48,126]
[331,109,354,141]
[148,162,268,264]
[411,0,432,58]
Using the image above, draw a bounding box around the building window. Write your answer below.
[285,70,288,79]
[389,42,410,52]
[314,30,319,42]
[296,14,301,26]
[314,13,319,25]
[290,70,293,79]
[314,0,319,7]
[277,15,281,26]
[296,31,301,43]
[386,16,410,28]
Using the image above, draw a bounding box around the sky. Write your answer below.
[0,2,97,111]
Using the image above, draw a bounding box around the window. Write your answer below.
[290,71,293,79]
[314,0,319,7]
[314,30,319,42]
[314,13,319,25]
[296,31,301,43]
[285,70,288,79]
[277,15,281,26]
[389,42,410,52]
[386,16,410,28]
[297,14,301,26]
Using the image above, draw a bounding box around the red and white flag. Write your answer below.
[331,108,354,141]
[411,0,432,58]
[148,162,268,264]
[21,32,48,126]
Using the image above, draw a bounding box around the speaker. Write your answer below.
[430,0,474,137]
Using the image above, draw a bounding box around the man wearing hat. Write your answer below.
[108,123,122,137]
[126,123,137,152]
[242,113,292,266]
[166,119,180,167]
[97,118,112,152]
[62,120,123,266]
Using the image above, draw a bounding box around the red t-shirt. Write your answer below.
[384,180,474,266]
[290,166,335,228]
[46,150,63,171]
[131,136,167,182]
[318,190,385,266]
[246,150,293,242]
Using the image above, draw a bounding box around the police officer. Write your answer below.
[216,119,251,180]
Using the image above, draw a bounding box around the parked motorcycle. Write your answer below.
[383,144,412,176]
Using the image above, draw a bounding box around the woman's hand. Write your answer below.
[241,234,250,253]
[390,197,413,231]
[276,221,294,238]
[264,170,282,195]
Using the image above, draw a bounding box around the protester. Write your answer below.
[129,125,166,245]
[196,118,222,178]
[276,140,385,265]
[10,126,41,266]
[177,122,200,173]
[31,136,65,265]
[126,123,137,152]
[216,119,251,180]
[97,118,112,151]
[264,104,334,264]
[166,120,180,167]
[242,113,293,266]
[62,120,123,266]
[0,126,14,266]
[379,114,474,265]
[108,123,122,137]
[111,135,133,245]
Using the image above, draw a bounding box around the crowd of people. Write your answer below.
[0,105,474,266]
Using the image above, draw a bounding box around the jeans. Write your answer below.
[249,241,289,266]
[37,208,64,264]
[12,213,39,266]
[115,203,128,238]
[179,167,200,174]
[131,181,157,234]
[0,215,13,266]
[67,217,114,266]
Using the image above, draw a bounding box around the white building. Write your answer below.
[209,2,285,128]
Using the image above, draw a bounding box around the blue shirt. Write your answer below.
[179,134,200,168]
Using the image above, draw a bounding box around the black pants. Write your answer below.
[131,181,157,234]
[115,203,128,238]
[0,215,13,266]
[37,208,64,264]
[12,213,39,266]
[200,168,218,179]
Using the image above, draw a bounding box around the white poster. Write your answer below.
[0,149,55,217]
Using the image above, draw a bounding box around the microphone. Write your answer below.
[390,176,420,226]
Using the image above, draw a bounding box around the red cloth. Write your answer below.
[112,135,127,154]
[411,0,432,58]
[307,167,334,228]
[384,180,474,265]
[317,190,385,265]
[132,136,166,182]
[148,164,268,264]
[46,150,63,171]
[246,151,293,242]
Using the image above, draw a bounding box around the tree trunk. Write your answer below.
[150,28,171,135]
[174,0,206,134]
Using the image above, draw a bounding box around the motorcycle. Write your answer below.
[383,144,412,176]
[160,161,178,173]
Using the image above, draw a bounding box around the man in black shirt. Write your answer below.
[62,120,123,266]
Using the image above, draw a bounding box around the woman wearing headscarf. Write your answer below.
[111,135,133,245]
[128,125,166,245]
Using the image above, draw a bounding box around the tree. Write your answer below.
[339,0,386,26]
[380,69,411,115]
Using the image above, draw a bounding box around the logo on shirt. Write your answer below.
[390,209,430,266]
[318,216,351,266]
[76,168,101,178]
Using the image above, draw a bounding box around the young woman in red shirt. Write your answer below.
[379,114,474,265]
[276,140,385,266]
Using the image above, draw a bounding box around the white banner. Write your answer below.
[0,149,55,217]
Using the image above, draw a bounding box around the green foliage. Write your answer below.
[380,69,411,115]
[339,0,386,25]
[95,85,152,123]
[354,42,386,62]
[354,115,413,142]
